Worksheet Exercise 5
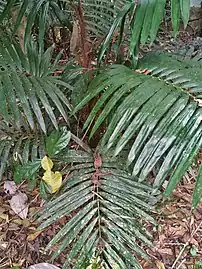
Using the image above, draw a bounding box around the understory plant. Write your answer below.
[0,0,202,268]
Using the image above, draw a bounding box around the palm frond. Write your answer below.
[0,0,72,47]
[38,148,156,268]
[98,0,190,64]
[0,0,6,15]
[0,34,71,134]
[192,164,202,209]
[83,0,123,38]
[0,119,46,181]
[138,52,202,98]
[73,56,202,196]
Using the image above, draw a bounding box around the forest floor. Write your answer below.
[0,29,202,269]
[0,171,202,269]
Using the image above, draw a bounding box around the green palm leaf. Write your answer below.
[98,0,190,63]
[38,148,155,268]
[0,0,72,47]
[0,119,45,181]
[192,164,202,209]
[74,53,202,195]
[0,35,71,134]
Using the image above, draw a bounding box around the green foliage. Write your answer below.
[38,148,156,268]
[0,121,45,181]
[138,52,202,96]
[192,165,202,209]
[13,127,71,186]
[98,0,190,64]
[14,159,41,184]
[0,0,191,64]
[0,34,71,133]
[74,59,202,196]
[45,127,71,156]
[0,0,200,268]
[0,33,72,180]
[195,260,202,269]
[0,0,72,47]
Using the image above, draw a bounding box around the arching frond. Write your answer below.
[0,119,46,181]
[38,148,156,268]
[138,52,202,98]
[0,0,6,15]
[0,0,72,47]
[0,34,71,134]
[74,56,202,196]
[98,0,190,64]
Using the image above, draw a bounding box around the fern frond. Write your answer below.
[38,149,155,268]
[74,58,202,195]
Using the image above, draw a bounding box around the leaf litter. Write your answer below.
[0,164,202,269]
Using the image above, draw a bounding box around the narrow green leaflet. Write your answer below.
[192,164,202,208]
[171,0,180,36]
[141,0,156,44]
[150,0,166,42]
[180,0,190,27]
[130,0,148,53]
[13,0,29,33]
[0,143,12,181]
[98,3,133,64]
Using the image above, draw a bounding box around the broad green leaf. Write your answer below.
[14,160,41,184]
[40,180,51,200]
[46,128,71,156]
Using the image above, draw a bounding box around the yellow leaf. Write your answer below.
[42,170,62,193]
[0,213,9,222]
[155,260,165,269]
[41,156,53,171]
[112,265,120,269]
[27,230,43,241]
